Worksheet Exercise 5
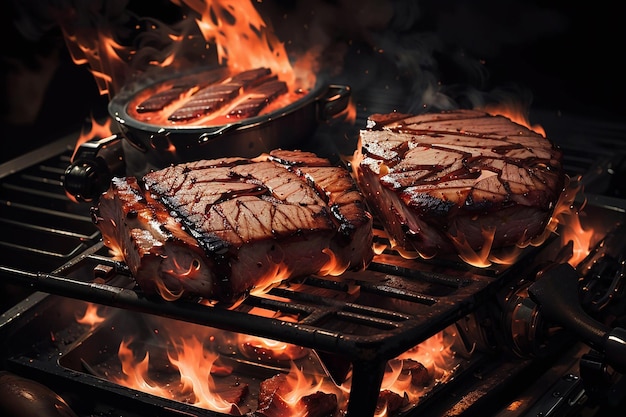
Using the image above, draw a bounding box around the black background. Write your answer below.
[1,0,625,163]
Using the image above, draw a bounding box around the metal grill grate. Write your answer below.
[1,112,625,417]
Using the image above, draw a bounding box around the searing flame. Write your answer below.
[182,0,295,87]
[70,116,113,162]
[247,262,293,300]
[450,226,498,268]
[482,101,545,137]
[58,0,316,98]
[167,336,240,413]
[449,175,591,268]
[113,336,242,413]
[113,339,173,399]
[75,303,106,328]
[319,247,351,276]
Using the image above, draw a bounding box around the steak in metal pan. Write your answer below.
[352,109,565,259]
[91,150,374,305]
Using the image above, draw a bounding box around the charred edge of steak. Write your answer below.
[267,150,332,167]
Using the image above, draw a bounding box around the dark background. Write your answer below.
[1,0,625,163]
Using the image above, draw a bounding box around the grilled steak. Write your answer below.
[92,150,373,304]
[352,109,565,259]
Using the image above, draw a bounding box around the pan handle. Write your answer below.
[317,84,352,121]
[528,262,626,373]
[197,124,241,145]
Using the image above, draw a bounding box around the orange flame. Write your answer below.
[75,303,106,328]
[167,336,239,413]
[450,226,498,268]
[94,313,464,416]
[59,0,315,99]
[267,362,334,416]
[71,116,114,162]
[113,339,173,399]
[113,336,241,413]
[340,326,461,417]
[182,0,295,87]
[481,101,545,137]
[559,211,595,267]
[319,247,351,276]
[61,26,129,97]
[247,262,293,300]
[547,177,595,266]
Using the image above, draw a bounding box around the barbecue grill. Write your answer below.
[2,1,626,416]
[1,105,626,417]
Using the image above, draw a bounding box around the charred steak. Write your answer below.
[352,109,565,259]
[92,150,374,304]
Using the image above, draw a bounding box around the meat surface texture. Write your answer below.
[92,150,373,305]
[352,109,565,259]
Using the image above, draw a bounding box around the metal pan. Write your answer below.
[108,66,351,175]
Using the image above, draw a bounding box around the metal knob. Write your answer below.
[63,135,124,203]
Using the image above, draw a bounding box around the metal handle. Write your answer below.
[197,124,241,144]
[318,84,352,121]
[528,262,626,373]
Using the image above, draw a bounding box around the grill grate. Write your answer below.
[0,137,99,275]
[1,112,625,417]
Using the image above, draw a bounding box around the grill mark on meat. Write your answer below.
[167,68,277,122]
[228,79,288,119]
[353,109,565,257]
[136,86,188,113]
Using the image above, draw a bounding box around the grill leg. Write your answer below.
[345,359,386,417]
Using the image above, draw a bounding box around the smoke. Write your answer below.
[257,0,570,116]
[8,0,573,118]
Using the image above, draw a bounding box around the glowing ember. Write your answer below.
[257,362,339,417]
[383,327,458,406]
[237,311,308,363]
[337,326,462,417]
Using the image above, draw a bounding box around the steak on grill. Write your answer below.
[91,150,374,305]
[352,109,565,259]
